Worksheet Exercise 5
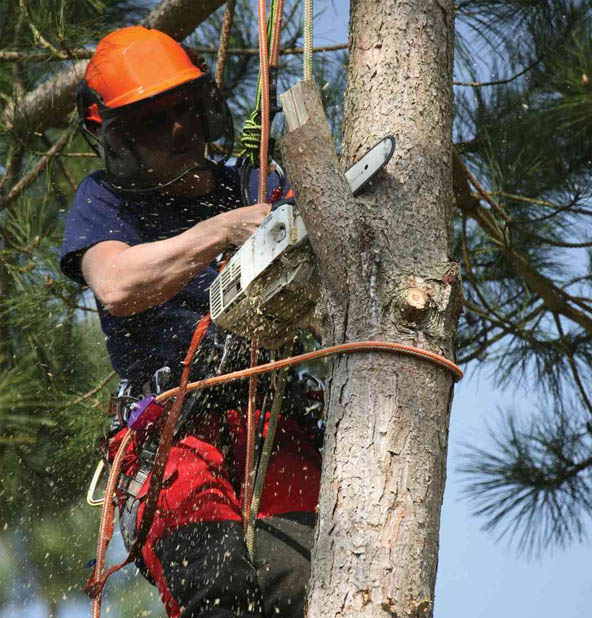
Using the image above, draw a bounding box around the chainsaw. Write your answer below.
[209,136,395,348]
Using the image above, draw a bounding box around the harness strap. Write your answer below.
[242,343,260,531]
[132,313,212,559]
[85,313,212,610]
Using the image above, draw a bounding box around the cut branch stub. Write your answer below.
[390,263,463,343]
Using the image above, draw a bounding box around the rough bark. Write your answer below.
[280,2,458,617]
[3,0,225,137]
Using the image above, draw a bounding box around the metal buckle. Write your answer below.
[151,366,171,395]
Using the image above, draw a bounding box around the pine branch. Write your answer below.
[202,43,350,56]
[454,150,592,335]
[0,3,10,47]
[18,0,69,60]
[454,54,543,87]
[214,0,236,88]
[552,313,592,418]
[513,229,592,249]
[0,42,349,63]
[40,133,77,195]
[0,125,76,213]
[68,371,116,407]
[0,146,24,193]
[144,0,225,40]
[489,191,592,218]
[458,300,545,364]
[460,407,592,556]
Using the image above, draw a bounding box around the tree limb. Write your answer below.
[144,0,225,40]
[0,43,349,63]
[3,0,225,136]
[0,125,76,212]
[454,56,542,87]
[279,80,357,297]
[453,150,592,335]
[68,371,116,407]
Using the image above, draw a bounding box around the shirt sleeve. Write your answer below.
[60,172,142,284]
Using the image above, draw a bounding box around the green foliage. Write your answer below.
[460,403,592,557]
[0,0,138,614]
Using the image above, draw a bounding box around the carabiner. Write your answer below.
[86,460,107,507]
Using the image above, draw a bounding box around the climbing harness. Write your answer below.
[86,333,463,613]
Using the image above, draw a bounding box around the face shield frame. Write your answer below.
[76,74,234,193]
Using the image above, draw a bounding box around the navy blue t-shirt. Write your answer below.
[60,163,283,385]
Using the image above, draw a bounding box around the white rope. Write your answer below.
[303,0,313,80]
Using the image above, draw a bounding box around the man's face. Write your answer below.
[103,87,209,192]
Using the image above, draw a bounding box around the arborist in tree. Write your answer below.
[60,25,322,618]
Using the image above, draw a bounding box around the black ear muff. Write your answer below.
[76,81,104,158]
[189,73,233,146]
[200,75,228,141]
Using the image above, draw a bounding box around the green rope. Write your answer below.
[245,363,289,561]
[239,108,263,167]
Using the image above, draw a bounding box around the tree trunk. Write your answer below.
[282,2,459,617]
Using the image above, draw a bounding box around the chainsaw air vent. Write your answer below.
[210,261,243,321]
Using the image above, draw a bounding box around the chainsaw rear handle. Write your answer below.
[271,196,295,211]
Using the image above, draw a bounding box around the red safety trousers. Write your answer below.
[109,408,322,618]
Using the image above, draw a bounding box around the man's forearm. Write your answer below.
[84,216,227,316]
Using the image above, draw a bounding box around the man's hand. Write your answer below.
[217,203,271,247]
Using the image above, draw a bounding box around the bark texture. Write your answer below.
[280,2,458,617]
[4,0,225,136]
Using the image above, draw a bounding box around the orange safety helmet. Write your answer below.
[77,26,233,192]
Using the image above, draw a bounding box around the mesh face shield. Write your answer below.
[77,76,233,193]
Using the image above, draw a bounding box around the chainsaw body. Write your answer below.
[209,201,318,348]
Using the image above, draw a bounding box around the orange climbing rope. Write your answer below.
[242,342,260,530]
[157,340,463,404]
[87,429,134,618]
[257,0,271,204]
